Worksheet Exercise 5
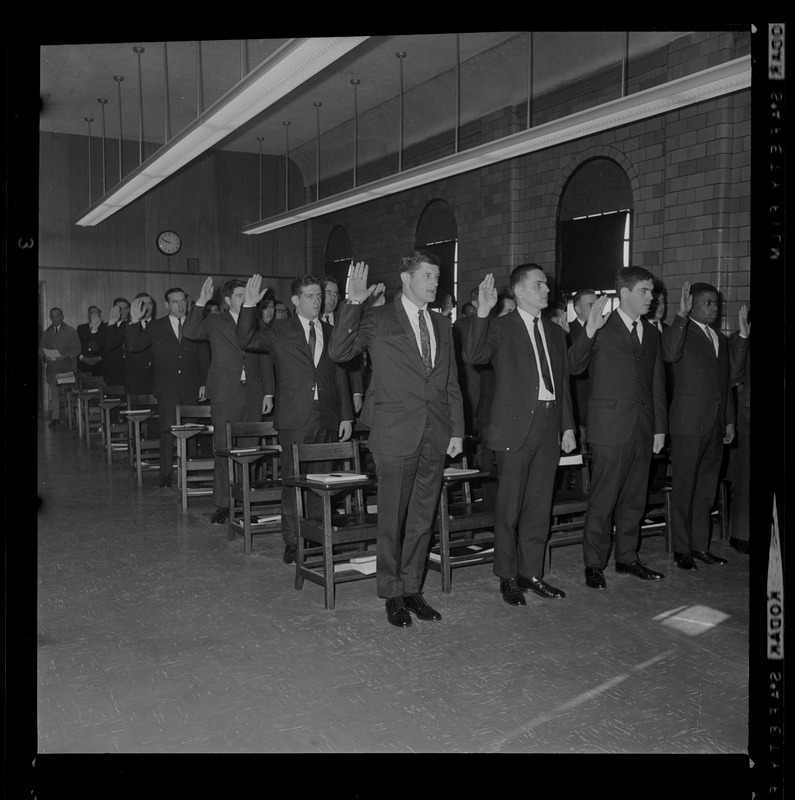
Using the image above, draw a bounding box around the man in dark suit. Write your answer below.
[39,307,81,428]
[567,289,597,446]
[662,281,735,569]
[464,267,577,606]
[728,304,750,554]
[569,267,668,590]
[321,274,364,416]
[119,292,155,396]
[183,277,275,525]
[330,255,464,628]
[102,297,131,388]
[126,288,209,488]
[76,306,108,377]
[238,274,354,565]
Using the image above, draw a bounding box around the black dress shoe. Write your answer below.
[615,560,665,580]
[499,578,526,606]
[585,567,606,590]
[385,597,412,627]
[158,475,172,488]
[49,419,60,428]
[730,537,750,555]
[517,575,567,599]
[282,544,297,564]
[674,552,698,570]
[403,593,442,621]
[691,550,728,565]
[210,506,229,525]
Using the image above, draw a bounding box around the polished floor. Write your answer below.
[37,414,751,758]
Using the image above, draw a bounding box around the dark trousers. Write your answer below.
[278,401,334,545]
[730,405,750,542]
[493,402,559,580]
[670,416,724,553]
[583,426,653,568]
[158,399,178,479]
[211,384,261,507]
[372,419,446,599]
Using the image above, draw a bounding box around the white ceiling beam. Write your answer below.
[75,37,369,227]
[242,55,751,236]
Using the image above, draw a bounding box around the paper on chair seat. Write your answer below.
[307,472,368,483]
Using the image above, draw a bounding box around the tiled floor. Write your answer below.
[37,415,751,757]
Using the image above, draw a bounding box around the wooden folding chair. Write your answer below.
[123,394,160,486]
[173,404,214,512]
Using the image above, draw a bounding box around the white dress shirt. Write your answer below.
[690,318,719,355]
[516,306,555,400]
[401,293,437,368]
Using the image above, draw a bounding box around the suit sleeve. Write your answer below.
[557,329,575,433]
[462,315,498,365]
[197,340,210,385]
[260,353,275,396]
[181,305,212,341]
[335,364,354,421]
[661,315,688,362]
[346,356,364,396]
[444,327,465,439]
[328,303,373,362]
[236,306,277,352]
[105,322,125,352]
[652,342,668,436]
[728,332,749,387]
[567,324,596,375]
[125,321,151,353]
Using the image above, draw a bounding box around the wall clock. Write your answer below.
[156,230,182,255]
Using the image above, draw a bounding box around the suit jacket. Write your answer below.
[568,311,667,447]
[182,305,274,403]
[76,321,108,376]
[662,316,735,436]
[237,307,352,431]
[463,310,575,452]
[39,322,81,382]
[729,332,750,412]
[329,297,464,456]
[566,318,591,427]
[322,310,364,398]
[102,321,128,387]
[125,316,209,402]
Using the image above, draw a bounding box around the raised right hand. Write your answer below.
[198,276,214,305]
[129,297,145,322]
[585,294,610,336]
[347,261,378,304]
[477,273,498,317]
[738,304,751,337]
[677,280,693,318]
[244,274,267,306]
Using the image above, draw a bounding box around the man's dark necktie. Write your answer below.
[178,317,183,343]
[418,310,432,375]
[704,324,716,355]
[630,320,640,355]
[533,317,554,394]
[308,320,316,364]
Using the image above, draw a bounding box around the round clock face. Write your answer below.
[156,230,181,255]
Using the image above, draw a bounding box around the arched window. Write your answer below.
[415,199,458,318]
[557,158,633,315]
[323,226,353,296]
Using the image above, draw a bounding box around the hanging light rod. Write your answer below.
[242,56,750,236]
[75,36,369,227]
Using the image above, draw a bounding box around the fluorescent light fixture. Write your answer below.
[75,36,369,226]
[243,55,750,235]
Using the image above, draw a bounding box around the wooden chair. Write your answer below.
[428,453,497,593]
[124,394,160,486]
[99,384,128,465]
[75,373,104,445]
[173,404,215,513]
[224,420,283,554]
[291,440,378,610]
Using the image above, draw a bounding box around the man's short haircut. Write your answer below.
[222,279,246,298]
[322,275,340,290]
[290,274,321,297]
[134,292,152,301]
[113,296,130,306]
[509,263,544,292]
[401,249,439,275]
[615,266,654,295]
[164,287,186,302]
[49,307,63,315]
[87,305,101,315]
[689,282,718,302]
[573,289,597,306]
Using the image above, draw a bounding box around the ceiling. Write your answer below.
[40,32,696,193]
